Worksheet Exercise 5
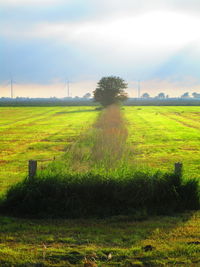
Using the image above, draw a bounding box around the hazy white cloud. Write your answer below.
[2,10,199,68]
[3,12,199,43]
[0,0,66,6]
[90,0,200,17]
[2,0,200,12]
[3,10,199,47]
[1,0,200,90]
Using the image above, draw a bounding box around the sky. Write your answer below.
[1,0,200,98]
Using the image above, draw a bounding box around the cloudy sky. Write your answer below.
[1,0,200,97]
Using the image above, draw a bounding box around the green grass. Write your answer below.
[1,106,199,194]
[124,106,200,178]
[0,106,99,193]
[2,170,199,218]
[0,212,199,266]
[0,106,200,266]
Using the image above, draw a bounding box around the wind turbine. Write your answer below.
[65,77,73,98]
[9,74,17,98]
[138,80,141,99]
[1,75,17,98]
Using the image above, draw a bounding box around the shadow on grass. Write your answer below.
[54,109,98,115]
[0,211,198,266]
[1,171,198,219]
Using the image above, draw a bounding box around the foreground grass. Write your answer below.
[0,212,199,266]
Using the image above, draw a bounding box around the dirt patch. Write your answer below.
[0,160,8,164]
[0,160,11,166]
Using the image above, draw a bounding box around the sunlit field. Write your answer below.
[0,106,199,266]
[0,107,99,193]
[0,106,199,195]
[125,106,200,178]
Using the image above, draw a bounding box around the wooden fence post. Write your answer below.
[174,162,183,176]
[28,160,37,179]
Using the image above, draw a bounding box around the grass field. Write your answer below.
[0,212,199,266]
[125,106,200,178]
[0,107,98,193]
[0,106,199,195]
[0,106,200,266]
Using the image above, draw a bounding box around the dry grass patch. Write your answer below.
[92,105,128,167]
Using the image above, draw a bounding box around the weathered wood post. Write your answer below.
[28,160,37,179]
[174,162,183,176]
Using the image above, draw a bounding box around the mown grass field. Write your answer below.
[0,106,200,266]
[125,106,200,178]
[0,107,98,194]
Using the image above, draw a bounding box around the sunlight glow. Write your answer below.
[75,11,200,51]
[3,10,199,54]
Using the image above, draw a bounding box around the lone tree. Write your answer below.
[93,76,128,106]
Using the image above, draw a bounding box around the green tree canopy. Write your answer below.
[93,76,128,106]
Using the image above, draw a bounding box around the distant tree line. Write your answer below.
[0,97,200,107]
[0,73,200,107]
[141,92,200,99]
